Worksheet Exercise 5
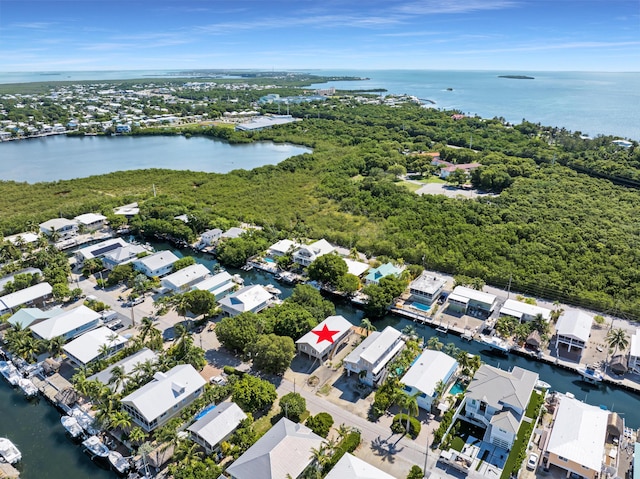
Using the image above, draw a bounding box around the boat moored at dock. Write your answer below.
[578,365,604,383]
[17,377,38,397]
[108,450,131,474]
[478,335,512,354]
[61,415,84,438]
[0,438,21,464]
[0,361,20,386]
[82,435,110,458]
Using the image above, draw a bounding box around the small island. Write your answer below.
[498,75,535,80]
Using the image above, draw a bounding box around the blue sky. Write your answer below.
[0,0,638,72]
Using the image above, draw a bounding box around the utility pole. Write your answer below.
[507,273,512,299]
[423,435,430,478]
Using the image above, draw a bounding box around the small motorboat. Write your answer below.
[61,415,84,438]
[478,335,511,354]
[0,361,20,386]
[0,437,21,464]
[108,450,131,474]
[82,435,110,458]
[535,379,551,390]
[71,405,99,435]
[578,365,604,383]
[18,377,38,397]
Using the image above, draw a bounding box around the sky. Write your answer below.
[0,0,638,72]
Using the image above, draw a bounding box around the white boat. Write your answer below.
[535,379,551,390]
[231,274,244,285]
[479,335,511,354]
[0,361,21,386]
[108,450,131,474]
[70,405,99,435]
[61,415,84,438]
[17,377,38,397]
[0,437,21,464]
[578,365,604,383]
[264,284,282,296]
[82,435,110,458]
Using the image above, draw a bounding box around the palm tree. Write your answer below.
[47,335,65,358]
[456,351,471,376]
[309,444,329,469]
[109,410,132,433]
[402,325,418,338]
[397,391,420,436]
[108,365,128,392]
[468,354,482,376]
[606,328,629,358]
[427,336,443,351]
[443,342,460,358]
[360,318,376,337]
[175,440,202,468]
[128,426,147,447]
[434,379,448,403]
[139,316,155,342]
[335,423,352,442]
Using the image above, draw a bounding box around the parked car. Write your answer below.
[526,453,538,470]
[209,376,227,386]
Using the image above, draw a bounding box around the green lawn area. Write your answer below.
[418,176,446,184]
[500,419,534,479]
[451,436,465,452]
[525,391,544,419]
[401,181,423,193]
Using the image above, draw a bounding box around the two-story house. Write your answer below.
[344,326,405,387]
[401,349,458,412]
[133,251,179,278]
[293,239,335,267]
[409,273,446,305]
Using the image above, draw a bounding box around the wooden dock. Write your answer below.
[31,373,74,409]
[0,462,20,478]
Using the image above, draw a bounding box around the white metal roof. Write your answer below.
[325,453,395,479]
[39,217,77,231]
[75,238,128,261]
[161,263,210,290]
[0,282,52,311]
[5,232,39,244]
[451,286,496,305]
[268,239,299,255]
[630,329,640,358]
[343,258,370,277]
[500,299,551,321]
[62,327,127,365]
[187,402,247,449]
[361,326,403,364]
[466,364,538,412]
[134,251,179,273]
[30,304,100,340]
[102,244,148,264]
[401,350,458,398]
[296,315,353,357]
[7,307,62,329]
[555,309,592,343]
[410,273,446,295]
[73,213,107,225]
[122,364,206,424]
[192,271,234,292]
[546,394,608,473]
[218,285,272,314]
[88,348,158,392]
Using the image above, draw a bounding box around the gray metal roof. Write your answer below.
[466,365,538,412]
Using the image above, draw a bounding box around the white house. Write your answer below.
[88,348,158,393]
[122,364,206,432]
[554,309,592,357]
[344,326,405,387]
[401,350,458,412]
[133,251,179,278]
[192,271,236,300]
[267,239,299,257]
[0,282,53,315]
[102,244,149,270]
[499,299,551,323]
[160,263,211,293]
[325,453,395,479]
[62,326,128,367]
[542,393,609,479]
[30,304,102,341]
[343,258,370,277]
[447,286,497,316]
[218,285,273,316]
[74,237,128,266]
[628,329,640,374]
[5,232,39,246]
[409,273,446,305]
[187,402,247,455]
[225,417,324,479]
[463,365,538,450]
[0,267,42,291]
[113,202,140,217]
[293,239,335,267]
[221,227,246,240]
[73,213,107,231]
[296,315,353,361]
[40,218,79,239]
[200,228,223,246]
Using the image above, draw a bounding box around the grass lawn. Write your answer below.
[418,176,447,184]
[525,391,544,419]
[451,436,465,452]
[501,419,534,479]
[401,181,423,193]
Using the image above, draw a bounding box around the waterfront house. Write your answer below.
[401,350,458,412]
[4,232,39,247]
[364,262,404,286]
[225,417,323,479]
[325,453,395,479]
[192,271,236,300]
[343,258,370,278]
[293,239,335,267]
[74,237,128,266]
[30,304,101,341]
[499,299,551,323]
[187,402,247,455]
[628,329,640,374]
[113,202,140,218]
[122,364,206,432]
[200,228,223,246]
[115,124,131,133]
[102,243,149,270]
[62,326,128,368]
[218,285,273,316]
[463,365,538,450]
[409,273,446,305]
[133,250,179,278]
[344,326,405,387]
[221,227,246,240]
[160,263,211,293]
[7,307,62,329]
[447,286,497,316]
[39,218,78,239]
[0,282,53,315]
[554,309,592,357]
[88,348,158,393]
[267,239,300,258]
[73,213,107,231]
[439,162,482,179]
[296,315,353,362]
[541,393,609,479]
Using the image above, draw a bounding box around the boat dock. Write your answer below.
[31,373,75,410]
[0,463,20,479]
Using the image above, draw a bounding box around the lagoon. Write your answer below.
[0,134,312,184]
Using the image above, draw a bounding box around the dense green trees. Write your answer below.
[305,412,334,437]
[231,374,277,413]
[279,392,306,422]
[250,334,295,375]
[307,254,348,287]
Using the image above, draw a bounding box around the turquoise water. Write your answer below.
[194,403,216,421]
[412,302,431,312]
[263,257,275,263]
[449,381,466,395]
[0,135,311,183]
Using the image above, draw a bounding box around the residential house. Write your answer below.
[200,228,223,246]
[192,271,236,300]
[554,310,592,357]
[115,124,131,133]
[133,251,179,278]
[401,350,458,412]
[463,365,538,450]
[296,315,353,362]
[499,299,551,323]
[541,393,609,479]
[0,282,53,315]
[0,267,42,291]
[439,162,482,179]
[447,286,497,316]
[325,453,395,479]
[628,329,640,374]
[343,258,370,278]
[122,364,206,432]
[73,213,107,231]
[4,232,39,246]
[344,326,405,387]
[225,417,324,479]
[160,263,211,293]
[74,237,128,266]
[7,307,62,329]
[218,285,273,316]
[187,402,247,455]
[62,326,128,367]
[364,262,404,286]
[88,348,158,393]
[293,239,335,267]
[113,203,140,218]
[267,239,299,258]
[221,227,246,240]
[102,244,149,270]
[409,273,446,305]
[30,304,101,341]
[39,218,78,239]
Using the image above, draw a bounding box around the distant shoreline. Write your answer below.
[498,75,535,80]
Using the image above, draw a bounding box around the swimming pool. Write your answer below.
[412,302,431,312]
[449,381,466,395]
[264,257,275,263]
[194,404,216,420]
